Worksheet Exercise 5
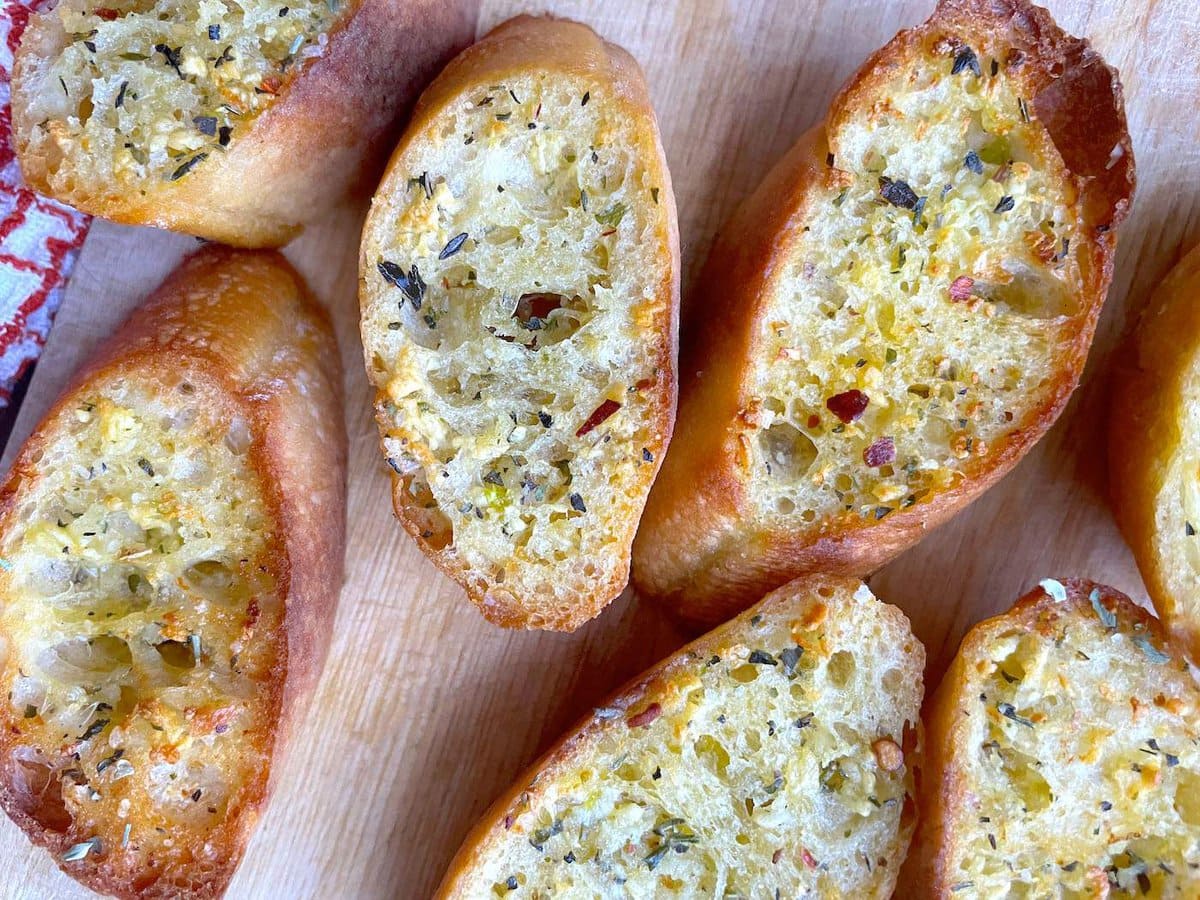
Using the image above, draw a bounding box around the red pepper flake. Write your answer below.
[949,276,974,302]
[826,389,869,423]
[576,399,620,436]
[863,437,896,467]
[772,848,783,864]
[626,703,661,728]
[95,7,119,18]
[806,414,821,429]
[802,848,818,869]
[258,75,282,95]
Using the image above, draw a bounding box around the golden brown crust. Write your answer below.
[0,247,346,898]
[361,15,679,631]
[435,573,922,897]
[1109,243,1200,663]
[902,579,1180,897]
[12,0,477,247]
[632,0,1134,629]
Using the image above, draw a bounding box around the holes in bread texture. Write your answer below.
[469,596,919,896]
[747,40,1084,526]
[22,0,342,190]
[365,73,668,594]
[961,618,1200,894]
[0,380,281,881]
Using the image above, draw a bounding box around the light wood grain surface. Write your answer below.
[2,0,1199,896]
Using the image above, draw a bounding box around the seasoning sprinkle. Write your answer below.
[1038,578,1067,602]
[1187,522,1195,536]
[115,81,128,108]
[748,649,777,666]
[879,176,919,210]
[595,202,628,228]
[377,260,426,309]
[121,823,131,848]
[218,125,233,147]
[964,150,984,174]
[780,646,803,675]
[208,24,220,40]
[193,116,217,136]
[951,46,981,77]
[627,703,661,728]
[63,838,100,862]
[949,275,975,302]
[994,195,1015,214]
[581,91,590,106]
[568,492,587,513]
[642,447,653,462]
[997,702,1034,728]
[1133,634,1170,664]
[1089,588,1117,628]
[439,232,469,260]
[863,437,895,468]
[154,43,184,79]
[827,389,869,423]
[170,153,208,181]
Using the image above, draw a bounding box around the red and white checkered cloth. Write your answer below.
[0,0,91,406]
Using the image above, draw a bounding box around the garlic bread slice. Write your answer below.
[0,248,345,898]
[437,575,924,899]
[1111,242,1200,663]
[907,578,1200,898]
[12,0,473,245]
[633,0,1134,626]
[360,16,679,630]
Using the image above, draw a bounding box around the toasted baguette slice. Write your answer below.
[436,574,924,898]
[1110,243,1200,663]
[12,0,473,246]
[632,0,1134,627]
[906,578,1200,898]
[359,16,679,631]
[0,248,345,898]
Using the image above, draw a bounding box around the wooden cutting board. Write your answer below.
[1,0,1198,896]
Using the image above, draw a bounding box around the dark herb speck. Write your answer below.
[170,153,207,181]
[952,46,981,77]
[377,260,426,309]
[879,176,919,210]
[439,232,469,260]
[964,150,983,174]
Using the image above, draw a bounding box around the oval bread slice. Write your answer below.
[359,16,679,631]
[632,0,1135,627]
[12,0,473,246]
[436,574,924,898]
[1110,242,1200,663]
[0,247,346,898]
[905,578,1200,898]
